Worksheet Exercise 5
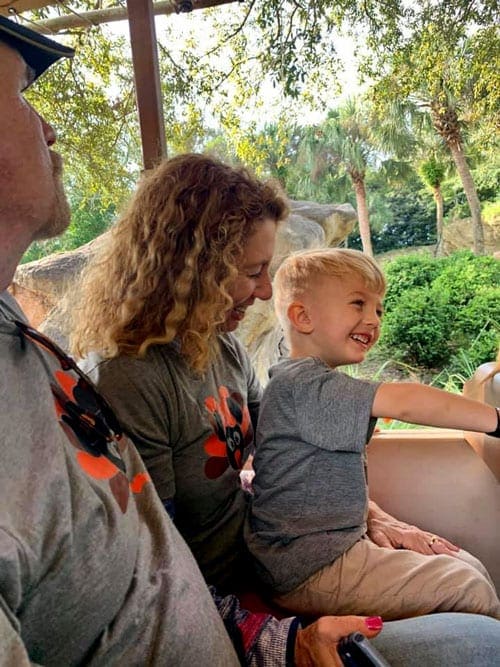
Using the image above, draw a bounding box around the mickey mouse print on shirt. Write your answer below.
[203,386,254,479]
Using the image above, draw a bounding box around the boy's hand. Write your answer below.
[295,615,383,667]
[367,500,459,556]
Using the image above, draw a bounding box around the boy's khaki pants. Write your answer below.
[273,536,500,621]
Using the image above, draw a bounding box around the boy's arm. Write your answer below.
[372,383,499,434]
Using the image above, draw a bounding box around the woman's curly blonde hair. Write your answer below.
[71,153,289,372]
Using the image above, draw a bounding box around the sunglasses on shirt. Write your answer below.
[13,319,125,470]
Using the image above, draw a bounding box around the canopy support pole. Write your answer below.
[127,0,167,169]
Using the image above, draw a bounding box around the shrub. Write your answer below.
[431,250,500,308]
[380,287,452,368]
[482,199,500,224]
[380,251,500,371]
[382,254,445,311]
[452,288,500,367]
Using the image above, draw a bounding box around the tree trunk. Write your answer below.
[447,140,485,255]
[351,176,374,257]
[433,185,444,257]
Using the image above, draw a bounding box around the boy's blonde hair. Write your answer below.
[274,248,386,334]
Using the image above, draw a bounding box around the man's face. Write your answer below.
[0,41,70,243]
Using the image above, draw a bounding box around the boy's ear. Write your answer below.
[287,301,314,334]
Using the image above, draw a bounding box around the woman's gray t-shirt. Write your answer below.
[82,334,261,590]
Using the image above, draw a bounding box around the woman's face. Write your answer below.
[224,217,278,332]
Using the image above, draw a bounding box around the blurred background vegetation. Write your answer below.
[22,0,499,261]
[19,0,499,405]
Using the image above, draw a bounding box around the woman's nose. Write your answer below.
[254,273,273,301]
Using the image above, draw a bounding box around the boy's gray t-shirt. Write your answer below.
[82,333,261,590]
[0,292,238,666]
[246,357,379,594]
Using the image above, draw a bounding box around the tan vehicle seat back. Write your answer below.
[463,361,500,482]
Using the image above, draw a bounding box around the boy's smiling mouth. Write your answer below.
[350,333,372,346]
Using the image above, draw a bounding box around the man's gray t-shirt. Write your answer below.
[246,357,379,594]
[82,334,261,590]
[0,292,238,666]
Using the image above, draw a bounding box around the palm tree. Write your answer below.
[418,156,447,256]
[406,111,452,256]
[298,97,414,257]
[427,91,485,254]
[373,28,494,254]
[299,100,377,255]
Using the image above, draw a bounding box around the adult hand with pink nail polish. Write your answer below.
[295,615,383,667]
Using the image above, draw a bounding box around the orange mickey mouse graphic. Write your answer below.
[52,369,149,512]
[13,319,151,513]
[203,386,254,479]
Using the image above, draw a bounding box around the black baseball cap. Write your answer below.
[0,15,74,83]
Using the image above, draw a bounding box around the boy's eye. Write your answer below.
[352,300,364,307]
[248,270,263,278]
[377,309,384,318]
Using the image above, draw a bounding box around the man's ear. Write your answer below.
[287,301,314,334]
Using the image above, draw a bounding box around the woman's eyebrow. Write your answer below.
[243,259,268,269]
[241,264,263,273]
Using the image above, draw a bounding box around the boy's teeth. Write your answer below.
[352,334,369,344]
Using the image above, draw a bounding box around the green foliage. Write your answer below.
[434,338,496,392]
[419,157,446,189]
[431,251,500,307]
[381,287,453,367]
[381,254,445,310]
[440,151,500,222]
[369,14,499,253]
[19,0,498,252]
[379,251,499,369]
[482,200,500,223]
[452,290,499,364]
[349,185,437,253]
[27,12,140,207]
[21,197,115,264]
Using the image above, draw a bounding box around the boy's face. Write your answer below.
[301,273,384,367]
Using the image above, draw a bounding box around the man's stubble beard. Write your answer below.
[34,151,71,241]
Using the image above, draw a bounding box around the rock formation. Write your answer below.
[442,217,499,256]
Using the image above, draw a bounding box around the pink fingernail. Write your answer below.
[365,616,383,630]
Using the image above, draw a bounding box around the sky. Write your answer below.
[105,6,366,128]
